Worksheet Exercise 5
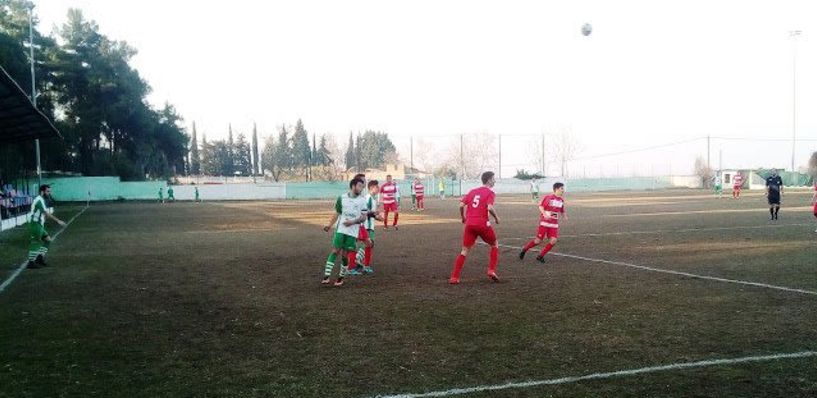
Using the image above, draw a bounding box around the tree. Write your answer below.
[190,122,200,174]
[226,124,235,175]
[261,126,291,182]
[356,130,397,170]
[552,130,582,177]
[234,133,252,175]
[344,131,355,171]
[251,123,259,176]
[441,133,498,180]
[694,156,714,187]
[291,119,311,181]
[317,133,332,166]
[514,169,544,180]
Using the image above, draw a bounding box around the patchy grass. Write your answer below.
[1,191,815,397]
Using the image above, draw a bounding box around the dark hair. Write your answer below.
[350,178,365,188]
[354,173,366,180]
[481,171,495,184]
[367,180,379,188]
[553,182,564,191]
[39,184,51,193]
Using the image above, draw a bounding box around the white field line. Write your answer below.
[368,351,817,398]
[0,205,88,294]
[492,242,817,296]
[497,222,812,240]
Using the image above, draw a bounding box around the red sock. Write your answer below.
[346,251,357,270]
[522,240,538,251]
[384,210,390,227]
[393,213,399,226]
[488,247,498,273]
[451,254,466,279]
[364,246,373,266]
[539,243,554,257]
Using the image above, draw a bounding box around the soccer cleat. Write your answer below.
[519,250,527,260]
[487,272,500,282]
[363,266,374,274]
[536,255,546,264]
[448,277,460,285]
[394,226,399,231]
[333,278,345,287]
[27,261,42,269]
[348,269,362,276]
[321,277,331,285]
[35,255,48,267]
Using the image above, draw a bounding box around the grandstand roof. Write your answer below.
[0,64,61,144]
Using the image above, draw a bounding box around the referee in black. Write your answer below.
[766,169,784,220]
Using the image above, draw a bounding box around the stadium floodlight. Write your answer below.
[789,30,802,172]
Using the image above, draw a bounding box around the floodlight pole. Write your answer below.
[789,30,801,172]
[29,5,41,187]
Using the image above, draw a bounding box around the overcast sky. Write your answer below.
[36,0,816,176]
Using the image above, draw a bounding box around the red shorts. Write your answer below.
[416,195,424,201]
[733,186,741,192]
[462,224,497,247]
[357,225,370,241]
[383,202,398,212]
[536,223,559,240]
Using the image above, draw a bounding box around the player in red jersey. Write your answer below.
[519,182,567,263]
[449,171,501,284]
[812,181,817,233]
[732,173,744,199]
[380,175,400,230]
[414,178,425,211]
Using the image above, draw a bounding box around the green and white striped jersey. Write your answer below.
[364,193,379,230]
[334,192,368,238]
[29,195,47,226]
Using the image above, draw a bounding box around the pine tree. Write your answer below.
[252,123,260,176]
[344,131,355,171]
[291,119,312,181]
[190,122,200,175]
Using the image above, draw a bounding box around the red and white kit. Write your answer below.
[414,182,425,210]
[381,182,399,212]
[461,186,497,247]
[537,194,565,240]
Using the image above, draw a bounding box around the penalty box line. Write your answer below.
[0,205,89,295]
[489,240,817,297]
[368,350,817,398]
[498,222,812,240]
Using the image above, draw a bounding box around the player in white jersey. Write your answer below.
[322,178,369,286]
[27,185,67,269]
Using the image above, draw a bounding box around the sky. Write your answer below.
[35,0,817,177]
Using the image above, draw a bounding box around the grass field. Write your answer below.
[1,189,816,397]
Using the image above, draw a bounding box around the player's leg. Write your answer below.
[392,208,399,229]
[813,210,817,233]
[35,235,52,266]
[324,243,344,284]
[774,204,781,220]
[481,227,500,282]
[362,229,375,273]
[450,227,477,284]
[520,225,545,259]
[27,224,45,269]
[536,228,559,263]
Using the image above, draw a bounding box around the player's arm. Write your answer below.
[46,210,66,226]
[488,204,500,225]
[539,204,550,219]
[324,197,342,232]
[459,202,467,224]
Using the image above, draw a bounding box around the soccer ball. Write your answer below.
[581,23,592,36]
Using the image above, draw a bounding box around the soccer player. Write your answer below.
[27,185,67,269]
[519,182,567,263]
[712,174,723,198]
[438,179,445,200]
[732,173,744,199]
[322,177,369,286]
[194,186,201,202]
[766,169,783,220]
[410,178,417,211]
[158,187,164,203]
[381,174,400,230]
[449,171,501,284]
[350,180,383,275]
[812,181,817,232]
[414,178,425,211]
[167,186,175,202]
[530,179,539,202]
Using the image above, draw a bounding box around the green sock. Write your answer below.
[325,253,337,277]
